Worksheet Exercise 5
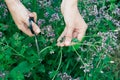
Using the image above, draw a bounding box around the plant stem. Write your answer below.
[52,48,63,80]
[69,61,79,74]
[39,46,52,54]
[72,46,85,65]
[0,42,25,58]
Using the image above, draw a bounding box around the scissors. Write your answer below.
[29,17,40,54]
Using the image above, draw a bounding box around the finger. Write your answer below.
[31,21,41,35]
[57,27,67,42]
[29,12,37,22]
[73,31,78,38]
[57,42,64,47]
[77,29,86,41]
[18,23,34,36]
[64,27,73,46]
[23,13,40,35]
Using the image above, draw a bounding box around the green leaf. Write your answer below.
[9,61,34,80]
[22,0,31,4]
[0,23,8,31]
[0,53,4,60]
[110,0,116,3]
[49,71,59,79]
[20,45,28,54]
[38,65,45,73]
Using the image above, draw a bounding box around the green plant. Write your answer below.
[0,0,120,80]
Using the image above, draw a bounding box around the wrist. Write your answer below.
[5,0,14,3]
[61,0,78,7]
[61,0,78,12]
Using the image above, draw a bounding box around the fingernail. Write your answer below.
[36,28,40,33]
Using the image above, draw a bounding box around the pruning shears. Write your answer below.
[29,17,40,54]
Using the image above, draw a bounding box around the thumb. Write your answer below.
[29,12,37,22]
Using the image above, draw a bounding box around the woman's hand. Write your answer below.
[57,0,88,46]
[5,0,40,36]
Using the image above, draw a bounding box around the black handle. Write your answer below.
[29,17,35,34]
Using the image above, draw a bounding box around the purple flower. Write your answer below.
[49,13,60,22]
[37,19,46,26]
[44,12,49,18]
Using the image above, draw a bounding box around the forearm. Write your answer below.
[61,0,80,15]
[5,0,28,17]
[5,0,21,10]
[61,0,78,7]
[5,0,20,5]
[61,0,79,15]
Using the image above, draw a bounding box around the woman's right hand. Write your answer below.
[5,0,40,36]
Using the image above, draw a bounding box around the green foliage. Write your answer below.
[0,0,120,80]
[22,0,31,4]
[9,61,33,80]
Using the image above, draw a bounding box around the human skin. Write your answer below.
[57,0,88,46]
[5,0,40,36]
[5,0,88,47]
